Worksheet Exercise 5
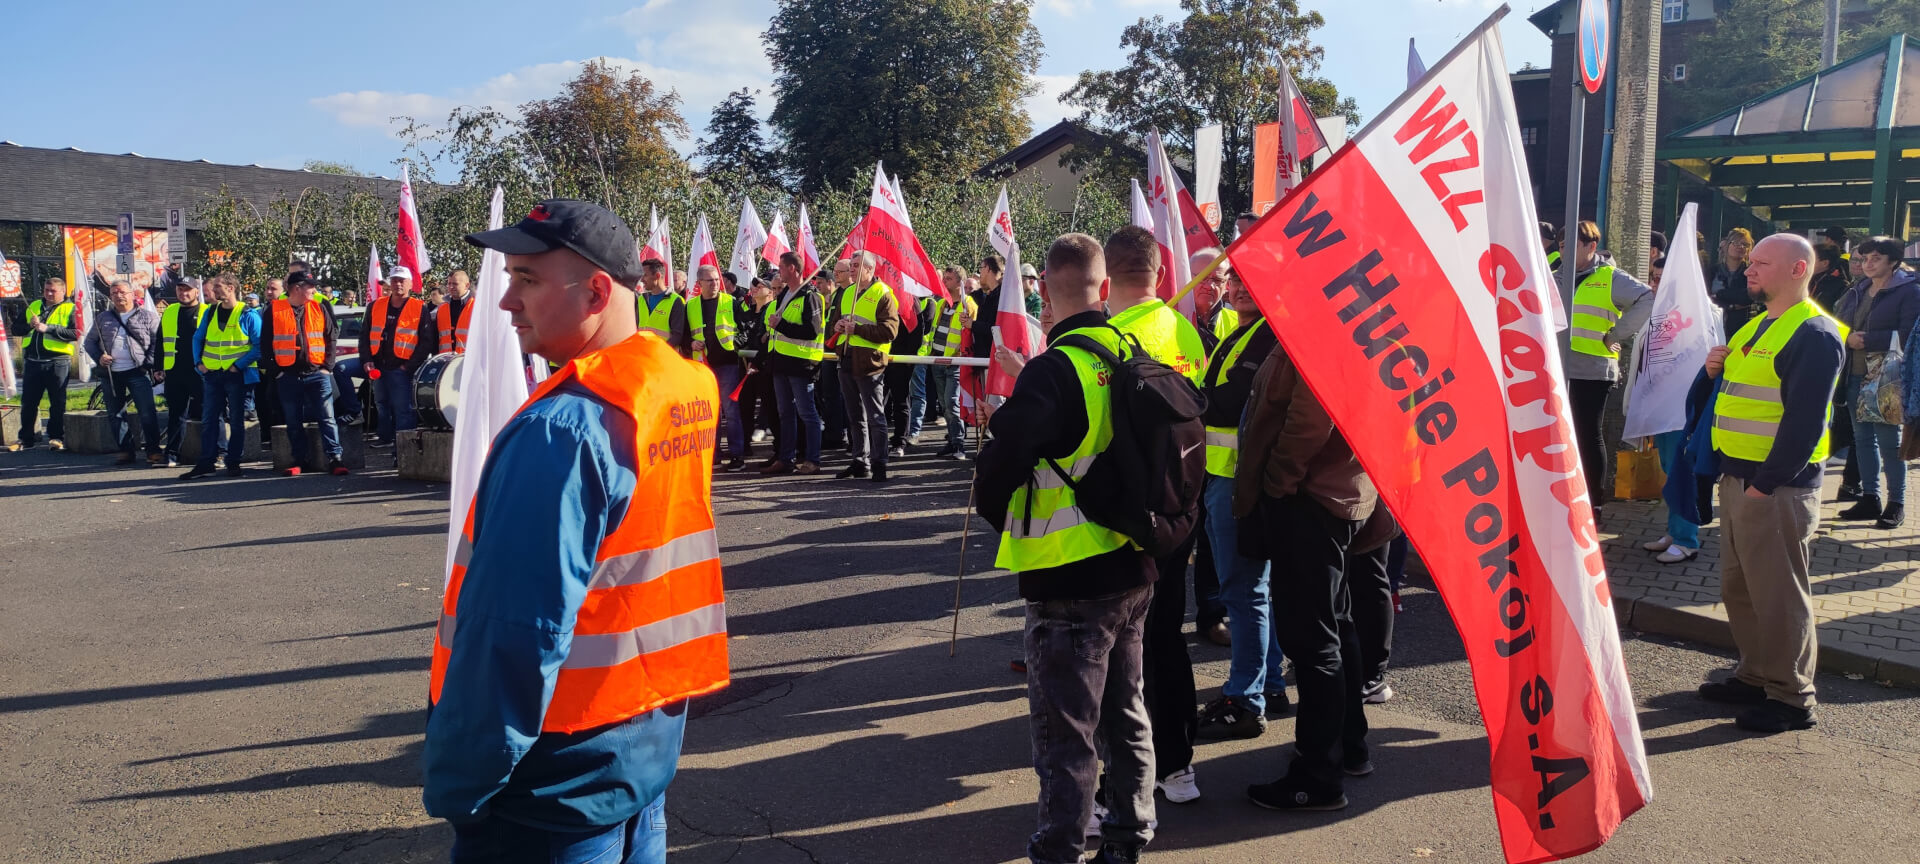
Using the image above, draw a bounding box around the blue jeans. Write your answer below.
[712,363,745,460]
[773,372,821,464]
[102,368,161,456]
[196,370,249,470]
[1203,474,1285,713]
[450,793,666,864]
[905,364,927,439]
[373,365,418,443]
[333,358,365,418]
[1653,430,1702,548]
[278,371,342,464]
[1851,374,1907,505]
[927,366,966,450]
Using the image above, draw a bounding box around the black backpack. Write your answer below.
[1045,326,1209,559]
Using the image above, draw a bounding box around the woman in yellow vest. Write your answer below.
[1560,220,1655,520]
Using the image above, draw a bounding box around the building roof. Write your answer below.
[978,119,1193,183]
[0,143,406,231]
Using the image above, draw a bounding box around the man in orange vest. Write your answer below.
[361,266,435,445]
[435,269,475,354]
[259,272,347,476]
[426,199,728,863]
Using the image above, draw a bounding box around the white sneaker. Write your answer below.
[1157,765,1200,803]
[1654,545,1698,564]
[1641,534,1674,552]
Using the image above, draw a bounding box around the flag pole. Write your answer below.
[949,401,986,657]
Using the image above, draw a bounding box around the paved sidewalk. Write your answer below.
[1596,466,1920,686]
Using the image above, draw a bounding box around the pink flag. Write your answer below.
[845,161,945,330]
[685,214,719,282]
[366,243,384,303]
[796,203,821,276]
[1145,130,1194,317]
[397,163,432,282]
[762,212,793,265]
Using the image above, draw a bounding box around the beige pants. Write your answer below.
[1718,476,1820,709]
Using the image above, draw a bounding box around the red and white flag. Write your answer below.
[641,213,674,273]
[67,242,93,383]
[727,198,768,288]
[685,213,719,282]
[366,243,385,303]
[1228,16,1648,863]
[397,163,432,282]
[844,161,944,330]
[1144,129,1194,317]
[796,203,821,276]
[762,212,792,265]
[987,184,1016,259]
[1129,178,1154,231]
[984,191,1042,407]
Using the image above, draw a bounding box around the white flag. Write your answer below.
[365,243,384,303]
[891,174,911,230]
[397,163,432,277]
[1145,129,1194,316]
[727,198,768,287]
[763,212,792,265]
[796,203,821,276]
[1623,203,1721,439]
[686,213,719,282]
[987,185,1015,259]
[1129,179,1154,232]
[1408,37,1428,87]
[1194,125,1223,230]
[445,187,531,588]
[1276,66,1307,201]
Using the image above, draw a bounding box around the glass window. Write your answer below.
[32,222,66,259]
[1663,0,1685,24]
[0,222,25,260]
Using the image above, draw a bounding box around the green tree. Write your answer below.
[1668,0,1920,130]
[301,159,367,176]
[696,89,784,190]
[765,0,1042,194]
[1063,0,1358,217]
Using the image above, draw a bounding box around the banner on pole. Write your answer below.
[1228,13,1650,863]
[1623,203,1720,440]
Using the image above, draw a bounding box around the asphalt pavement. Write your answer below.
[2,437,1917,864]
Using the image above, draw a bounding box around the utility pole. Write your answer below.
[1606,0,1661,280]
[1823,0,1841,68]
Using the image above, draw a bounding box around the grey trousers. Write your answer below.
[1024,585,1155,864]
[1719,476,1820,709]
[838,364,888,468]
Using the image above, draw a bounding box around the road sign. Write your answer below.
[1578,0,1611,95]
[167,207,188,269]
[117,212,136,275]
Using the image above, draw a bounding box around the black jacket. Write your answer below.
[363,296,434,372]
[765,287,824,377]
[967,287,999,360]
[693,295,741,367]
[974,310,1156,602]
[1200,317,1277,429]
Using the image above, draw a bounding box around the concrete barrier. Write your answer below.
[58,411,121,453]
[1,404,18,446]
[270,423,369,471]
[396,429,452,482]
[178,418,265,465]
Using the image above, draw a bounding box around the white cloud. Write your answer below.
[1025,74,1078,133]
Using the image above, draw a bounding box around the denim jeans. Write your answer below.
[839,365,888,469]
[332,358,365,418]
[102,368,161,456]
[1024,585,1155,864]
[1203,475,1285,712]
[1851,375,1907,505]
[277,371,342,464]
[1653,430,1702,547]
[906,363,927,439]
[450,793,666,864]
[927,366,967,450]
[196,370,250,470]
[885,362,926,447]
[773,372,822,464]
[162,367,202,461]
[712,362,746,460]
[373,365,418,443]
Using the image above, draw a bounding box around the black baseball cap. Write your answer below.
[286,271,319,289]
[465,199,643,287]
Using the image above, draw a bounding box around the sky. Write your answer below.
[10,0,1552,178]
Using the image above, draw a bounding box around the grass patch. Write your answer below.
[1,389,95,412]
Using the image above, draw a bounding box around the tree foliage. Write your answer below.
[1669,0,1920,130]
[696,89,785,190]
[766,0,1042,194]
[301,159,367,176]
[1063,0,1358,217]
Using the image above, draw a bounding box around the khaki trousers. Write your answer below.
[1718,476,1820,709]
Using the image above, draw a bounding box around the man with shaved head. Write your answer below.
[1696,232,1844,735]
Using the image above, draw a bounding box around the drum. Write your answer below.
[414,352,466,430]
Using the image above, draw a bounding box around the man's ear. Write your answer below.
[587,271,616,314]
[1098,276,1111,302]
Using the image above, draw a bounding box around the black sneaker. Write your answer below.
[1698,678,1768,705]
[1342,750,1375,777]
[1264,687,1294,717]
[1839,494,1883,520]
[723,458,747,473]
[179,465,216,481]
[225,465,244,477]
[1838,483,1863,502]
[1735,699,1817,734]
[1009,657,1028,675]
[1247,776,1347,812]
[1361,679,1394,704]
[1089,841,1141,864]
[835,462,870,479]
[1197,696,1266,740]
[1876,503,1905,529]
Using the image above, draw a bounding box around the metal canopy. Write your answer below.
[1659,35,1920,233]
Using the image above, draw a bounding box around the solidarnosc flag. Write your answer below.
[686,214,720,287]
[397,163,432,281]
[1623,203,1720,440]
[846,161,945,330]
[797,204,822,276]
[1228,13,1650,863]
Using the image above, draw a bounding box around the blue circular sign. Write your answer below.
[1579,0,1611,94]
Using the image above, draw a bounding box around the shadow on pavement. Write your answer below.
[138,824,449,864]
[129,709,425,765]
[0,656,428,714]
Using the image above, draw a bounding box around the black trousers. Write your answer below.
[162,369,203,461]
[254,376,282,454]
[884,362,916,447]
[19,357,72,444]
[1261,493,1367,791]
[1347,541,1394,689]
[738,367,781,461]
[1567,378,1616,506]
[1144,530,1200,779]
[817,362,846,449]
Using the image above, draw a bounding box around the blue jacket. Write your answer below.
[191,304,262,384]
[423,379,686,831]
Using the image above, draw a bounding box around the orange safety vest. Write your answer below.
[428,333,729,733]
[269,298,328,367]
[368,296,424,360]
[436,299,474,354]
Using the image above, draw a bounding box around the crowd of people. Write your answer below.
[5,195,1913,863]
